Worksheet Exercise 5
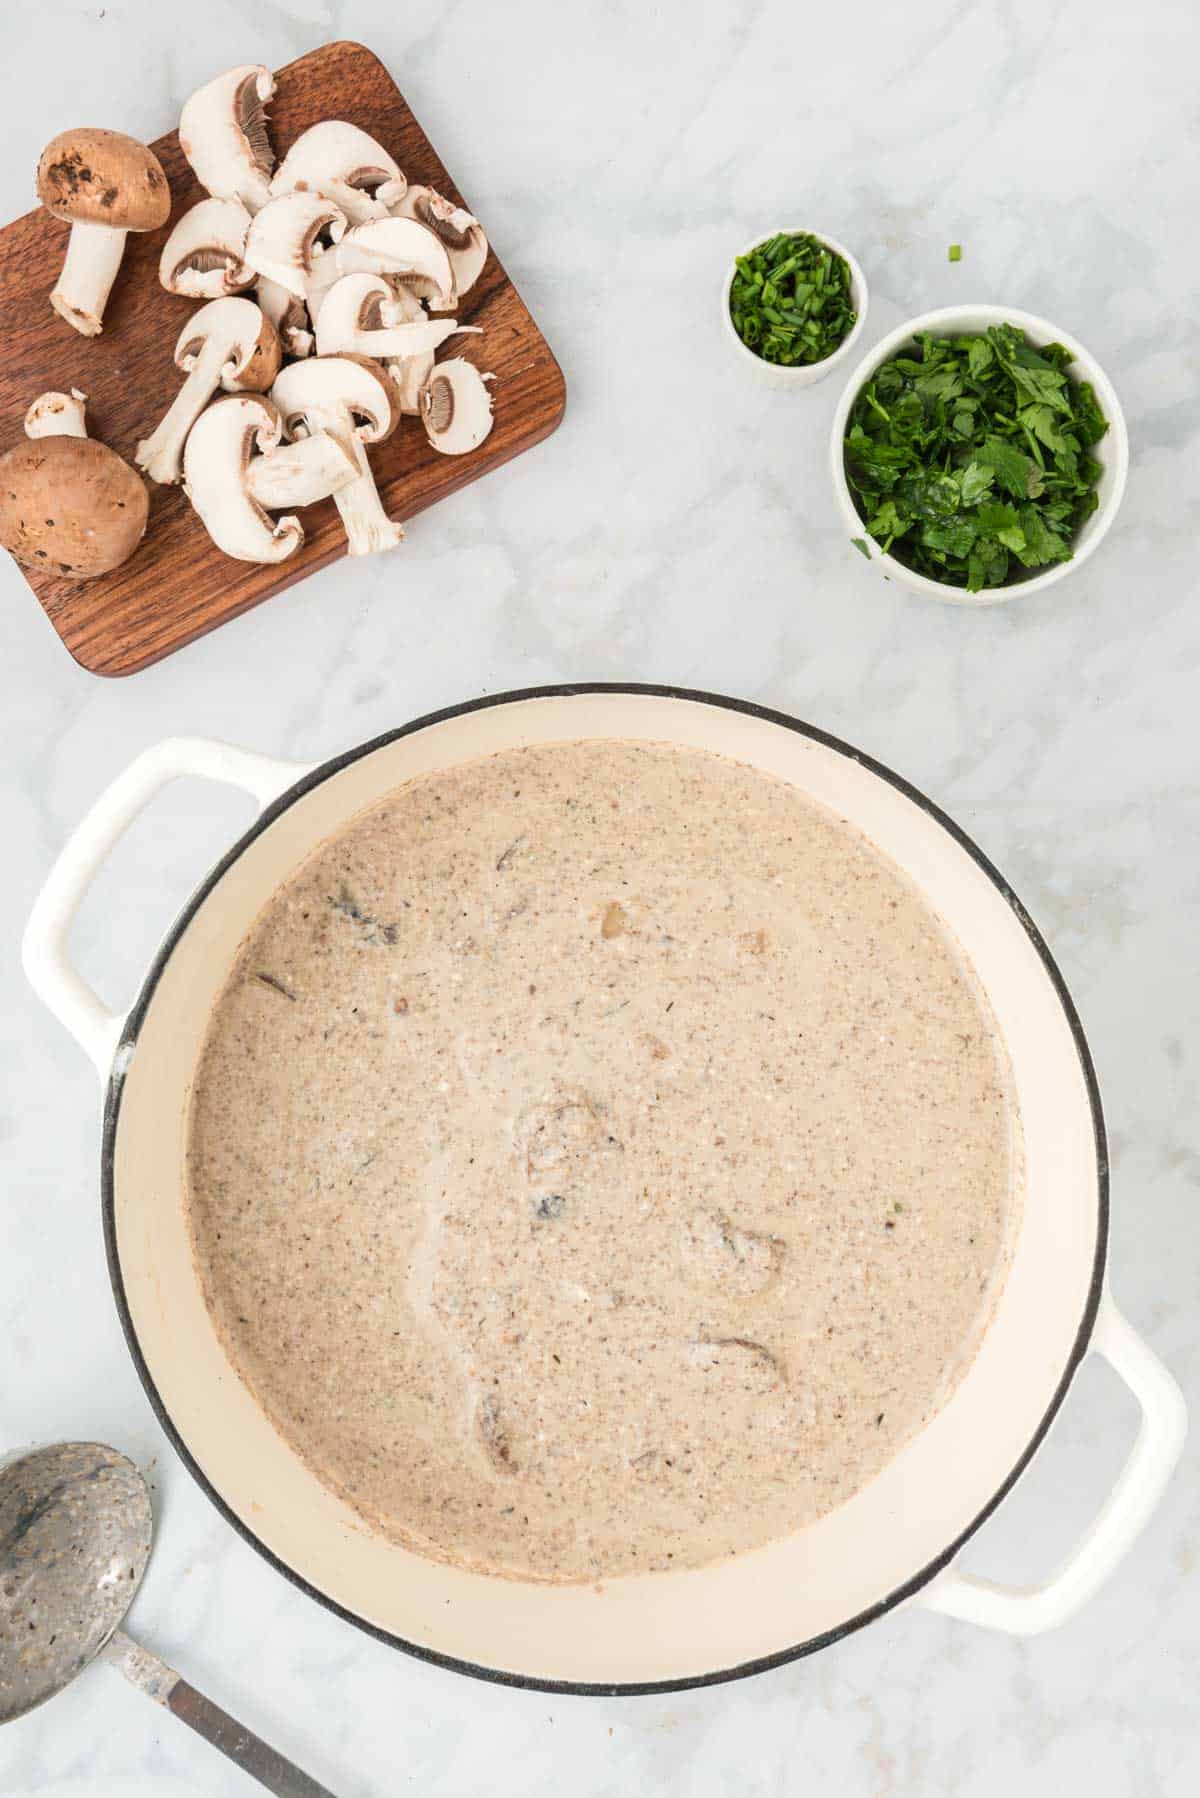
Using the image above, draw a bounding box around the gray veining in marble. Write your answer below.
[1,1,1197,1792]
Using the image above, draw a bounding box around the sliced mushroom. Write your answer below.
[302,246,346,329]
[378,282,425,324]
[270,120,406,225]
[159,198,254,298]
[135,296,281,486]
[270,354,402,557]
[349,281,427,410]
[336,217,456,311]
[243,191,347,303]
[244,429,357,510]
[385,323,484,417]
[183,393,354,563]
[314,272,466,359]
[257,276,313,358]
[179,64,276,213]
[392,185,488,297]
[0,435,148,577]
[389,350,435,417]
[373,284,436,414]
[420,357,494,456]
[37,129,171,337]
[24,388,88,439]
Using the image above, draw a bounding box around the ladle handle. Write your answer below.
[106,1629,337,1797]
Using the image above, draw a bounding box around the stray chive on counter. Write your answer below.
[728,232,856,368]
[844,322,1108,593]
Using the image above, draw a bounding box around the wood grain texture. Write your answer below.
[0,41,566,676]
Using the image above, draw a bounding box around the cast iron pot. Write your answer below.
[23,687,1186,1694]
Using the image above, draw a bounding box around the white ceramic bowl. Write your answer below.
[722,228,869,390]
[830,304,1129,605]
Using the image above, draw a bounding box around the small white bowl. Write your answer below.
[830,304,1129,605]
[722,229,869,390]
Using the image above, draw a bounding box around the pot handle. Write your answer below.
[22,736,314,1079]
[917,1289,1186,1635]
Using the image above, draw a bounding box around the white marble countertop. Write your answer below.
[2,2,1197,1792]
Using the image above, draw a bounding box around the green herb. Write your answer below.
[729,232,856,367]
[948,243,962,262]
[850,535,871,560]
[843,323,1107,592]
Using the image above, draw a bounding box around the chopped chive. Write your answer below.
[948,243,962,262]
[729,231,856,368]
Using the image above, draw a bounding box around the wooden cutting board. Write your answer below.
[0,40,566,676]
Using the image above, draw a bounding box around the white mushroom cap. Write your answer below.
[270,354,402,556]
[179,64,276,214]
[270,120,407,226]
[257,275,313,358]
[159,198,254,298]
[24,388,88,439]
[336,217,456,311]
[271,352,398,447]
[135,295,281,485]
[391,185,488,297]
[420,357,495,456]
[314,272,466,359]
[243,191,347,301]
[182,393,303,563]
[173,297,280,387]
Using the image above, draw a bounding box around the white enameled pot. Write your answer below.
[23,687,1185,1693]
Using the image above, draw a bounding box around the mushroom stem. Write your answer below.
[25,389,89,439]
[245,431,356,509]
[317,312,468,360]
[50,220,127,337]
[387,350,434,416]
[330,428,404,556]
[288,412,402,556]
[270,355,401,558]
[135,335,234,486]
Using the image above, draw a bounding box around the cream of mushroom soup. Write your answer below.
[185,740,1020,1581]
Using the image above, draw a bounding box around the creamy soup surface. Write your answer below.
[185,740,1020,1582]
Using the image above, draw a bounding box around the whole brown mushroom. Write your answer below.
[0,436,149,578]
[37,128,170,336]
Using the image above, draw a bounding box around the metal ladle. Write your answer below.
[0,1442,335,1796]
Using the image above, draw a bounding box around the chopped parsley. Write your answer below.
[843,323,1108,593]
[729,232,856,367]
